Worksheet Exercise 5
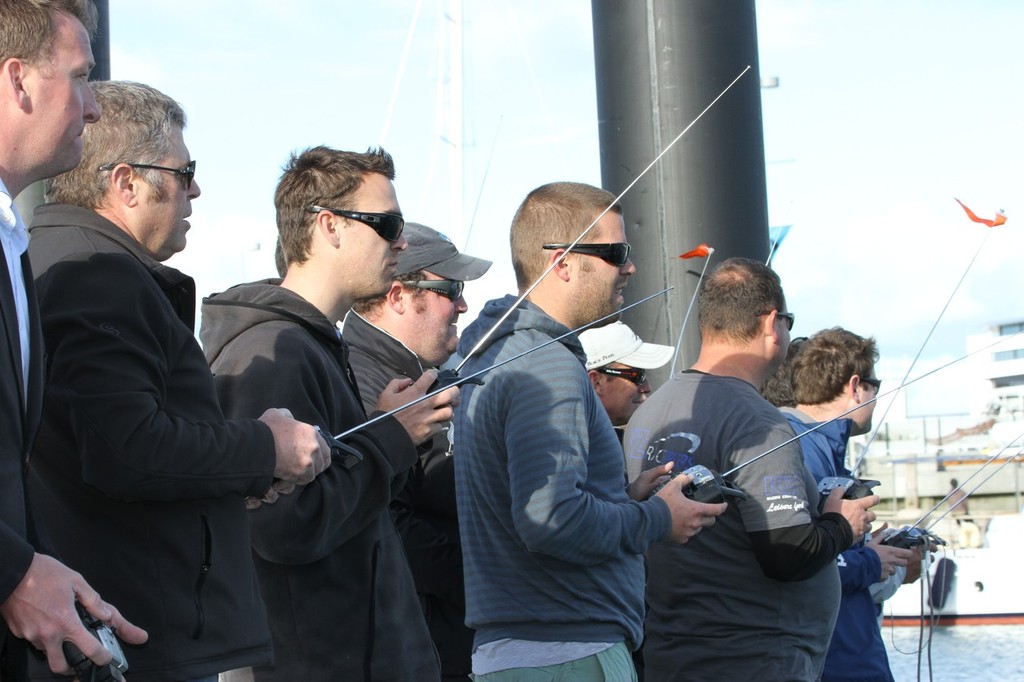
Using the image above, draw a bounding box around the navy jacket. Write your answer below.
[782,409,894,682]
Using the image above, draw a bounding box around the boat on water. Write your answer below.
[882,512,1024,626]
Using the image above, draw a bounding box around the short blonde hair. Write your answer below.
[509,181,620,289]
[0,0,97,66]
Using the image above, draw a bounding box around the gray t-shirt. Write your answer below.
[624,371,840,682]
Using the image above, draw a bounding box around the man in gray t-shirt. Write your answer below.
[624,258,878,682]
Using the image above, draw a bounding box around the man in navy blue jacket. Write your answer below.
[775,327,917,682]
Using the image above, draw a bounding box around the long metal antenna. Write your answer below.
[898,432,1024,532]
[669,252,714,376]
[923,444,1024,533]
[722,329,1024,478]
[853,228,994,473]
[454,65,752,373]
[332,287,671,441]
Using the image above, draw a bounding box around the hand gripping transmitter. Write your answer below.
[653,465,748,504]
[881,526,947,550]
[61,602,128,682]
[817,476,880,512]
[316,426,363,469]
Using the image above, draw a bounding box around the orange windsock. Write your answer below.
[955,198,1007,228]
[678,244,713,259]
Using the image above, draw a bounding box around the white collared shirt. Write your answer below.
[0,178,31,403]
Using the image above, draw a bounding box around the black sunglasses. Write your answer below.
[542,242,631,267]
[98,160,197,189]
[306,205,405,242]
[775,311,795,331]
[860,376,882,391]
[595,366,647,386]
[405,279,464,301]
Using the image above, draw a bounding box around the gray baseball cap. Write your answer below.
[396,223,492,281]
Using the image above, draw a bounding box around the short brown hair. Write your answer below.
[509,181,621,289]
[698,257,786,343]
[45,81,186,207]
[274,146,395,267]
[0,0,97,66]
[790,327,878,405]
[351,269,428,317]
[761,336,806,408]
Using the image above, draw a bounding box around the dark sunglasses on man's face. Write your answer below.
[306,205,405,242]
[542,242,631,267]
[775,311,795,331]
[98,160,197,190]
[405,279,464,301]
[595,365,647,386]
[860,376,882,392]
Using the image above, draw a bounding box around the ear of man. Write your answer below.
[385,282,406,314]
[108,165,143,209]
[314,211,342,249]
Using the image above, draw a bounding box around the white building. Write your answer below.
[966,320,1024,420]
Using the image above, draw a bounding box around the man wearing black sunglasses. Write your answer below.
[26,80,332,681]
[202,148,460,682]
[453,181,726,681]
[766,327,914,682]
[625,258,878,682]
[344,222,491,681]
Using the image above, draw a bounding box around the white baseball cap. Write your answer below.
[579,321,674,371]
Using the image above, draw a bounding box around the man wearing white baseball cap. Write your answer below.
[579,321,674,431]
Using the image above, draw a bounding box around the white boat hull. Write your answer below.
[883,515,1024,626]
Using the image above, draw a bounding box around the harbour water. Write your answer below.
[884,624,1024,681]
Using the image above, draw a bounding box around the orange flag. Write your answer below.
[955,198,1007,228]
[678,244,712,259]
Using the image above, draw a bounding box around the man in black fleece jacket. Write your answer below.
[201,146,459,682]
[27,81,329,682]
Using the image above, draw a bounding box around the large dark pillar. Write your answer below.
[91,0,110,81]
[592,0,769,378]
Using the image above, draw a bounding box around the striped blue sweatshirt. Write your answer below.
[453,295,671,650]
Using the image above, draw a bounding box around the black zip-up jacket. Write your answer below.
[201,282,440,682]
[26,204,277,681]
[343,311,474,679]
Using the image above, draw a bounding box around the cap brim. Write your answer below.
[616,342,675,369]
[425,252,493,281]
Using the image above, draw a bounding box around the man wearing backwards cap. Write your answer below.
[580,322,674,433]
[345,223,491,682]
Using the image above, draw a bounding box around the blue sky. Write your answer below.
[107,0,1023,416]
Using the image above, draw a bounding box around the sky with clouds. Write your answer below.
[105,0,1024,417]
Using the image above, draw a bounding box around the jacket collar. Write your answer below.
[342,310,427,378]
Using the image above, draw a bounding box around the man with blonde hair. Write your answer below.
[0,3,147,679]
[454,181,726,680]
